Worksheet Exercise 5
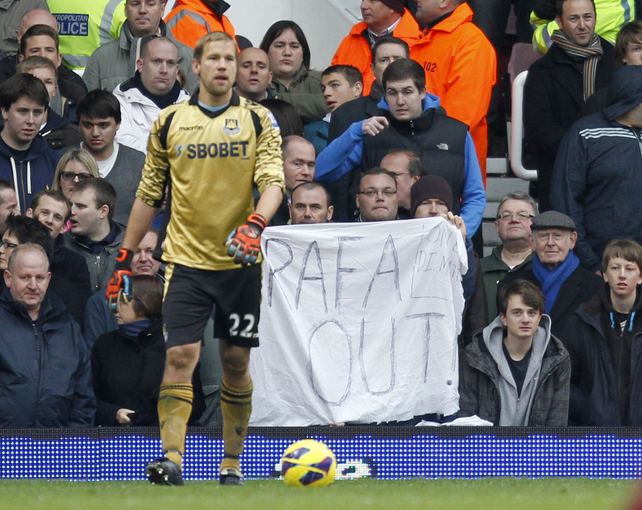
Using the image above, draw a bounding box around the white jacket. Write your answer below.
[113,81,190,153]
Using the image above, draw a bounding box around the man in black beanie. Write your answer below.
[411,174,487,333]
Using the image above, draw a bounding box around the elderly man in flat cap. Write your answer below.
[499,211,602,338]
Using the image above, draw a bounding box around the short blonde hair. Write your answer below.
[193,32,236,62]
[16,55,57,76]
[52,148,99,191]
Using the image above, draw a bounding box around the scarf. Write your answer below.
[118,319,152,338]
[550,30,603,100]
[532,251,580,314]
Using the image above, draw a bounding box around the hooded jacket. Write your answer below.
[315,94,486,235]
[459,315,570,426]
[83,20,197,93]
[0,135,60,213]
[558,287,642,425]
[0,288,94,427]
[550,66,642,271]
[331,8,421,96]
[164,0,236,49]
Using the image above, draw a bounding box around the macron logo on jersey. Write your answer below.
[176,141,250,160]
[55,14,89,36]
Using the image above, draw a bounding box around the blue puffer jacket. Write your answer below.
[0,288,95,427]
[0,135,60,213]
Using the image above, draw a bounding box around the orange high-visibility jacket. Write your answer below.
[331,9,421,96]
[164,0,236,49]
[410,3,496,183]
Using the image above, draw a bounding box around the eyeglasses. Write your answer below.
[358,188,396,198]
[60,171,92,182]
[0,240,17,249]
[497,212,534,222]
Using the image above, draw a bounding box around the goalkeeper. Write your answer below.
[106,32,284,486]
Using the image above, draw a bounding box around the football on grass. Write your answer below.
[281,439,336,487]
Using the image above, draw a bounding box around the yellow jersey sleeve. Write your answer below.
[242,99,285,194]
[136,106,178,207]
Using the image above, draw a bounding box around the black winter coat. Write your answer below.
[557,292,642,425]
[50,235,91,328]
[91,321,205,426]
[523,40,614,209]
[0,288,94,427]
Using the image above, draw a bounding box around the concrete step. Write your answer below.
[485,177,530,202]
[484,202,498,220]
[487,157,508,176]
[482,222,500,247]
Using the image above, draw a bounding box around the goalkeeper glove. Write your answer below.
[225,213,267,266]
[106,248,133,312]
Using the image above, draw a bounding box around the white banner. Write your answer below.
[250,218,467,426]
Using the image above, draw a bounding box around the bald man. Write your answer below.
[17,8,58,41]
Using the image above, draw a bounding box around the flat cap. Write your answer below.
[531,210,576,231]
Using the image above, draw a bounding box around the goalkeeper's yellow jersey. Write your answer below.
[136,92,285,271]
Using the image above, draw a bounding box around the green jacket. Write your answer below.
[480,246,533,320]
[269,66,328,124]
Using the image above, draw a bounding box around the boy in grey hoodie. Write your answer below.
[459,279,570,426]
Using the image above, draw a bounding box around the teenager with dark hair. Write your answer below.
[460,279,570,426]
[0,73,60,213]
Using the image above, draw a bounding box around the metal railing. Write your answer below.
[509,71,538,181]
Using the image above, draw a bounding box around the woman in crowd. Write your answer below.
[260,20,327,124]
[52,148,99,201]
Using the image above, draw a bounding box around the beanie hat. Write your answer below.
[379,0,406,14]
[410,175,453,217]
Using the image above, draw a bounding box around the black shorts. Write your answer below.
[163,263,261,348]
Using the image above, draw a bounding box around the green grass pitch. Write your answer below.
[0,478,635,510]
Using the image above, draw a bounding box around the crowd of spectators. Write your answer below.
[0,0,641,429]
